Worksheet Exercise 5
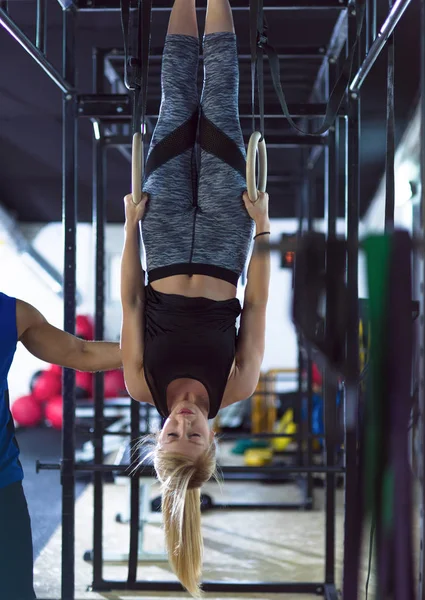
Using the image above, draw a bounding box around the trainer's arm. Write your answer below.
[16,300,121,372]
[120,216,152,403]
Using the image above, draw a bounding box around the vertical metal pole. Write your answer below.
[94,48,105,94]
[346,0,361,454]
[92,139,106,587]
[92,46,106,590]
[384,0,395,232]
[128,9,142,562]
[365,0,370,53]
[325,77,339,239]
[36,0,47,54]
[296,342,305,474]
[323,57,341,587]
[306,168,315,233]
[295,147,308,505]
[128,394,141,582]
[342,2,361,598]
[61,5,77,600]
[306,348,314,498]
[304,151,315,506]
[296,170,304,235]
[418,0,425,597]
[372,0,378,40]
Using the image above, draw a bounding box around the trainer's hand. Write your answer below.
[242,190,269,224]
[124,193,149,225]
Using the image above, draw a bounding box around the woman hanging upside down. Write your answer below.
[120,0,270,595]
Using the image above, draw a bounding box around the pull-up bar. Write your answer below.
[350,0,413,93]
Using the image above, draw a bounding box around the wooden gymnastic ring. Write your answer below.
[246,131,267,203]
[131,132,144,205]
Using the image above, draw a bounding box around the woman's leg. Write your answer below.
[204,0,234,34]
[193,3,253,278]
[167,0,198,36]
[146,0,199,168]
[142,0,201,275]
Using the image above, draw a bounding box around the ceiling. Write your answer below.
[0,0,421,225]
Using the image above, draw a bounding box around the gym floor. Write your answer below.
[20,431,383,600]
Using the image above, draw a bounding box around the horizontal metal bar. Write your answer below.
[209,502,311,510]
[96,113,343,122]
[95,428,327,441]
[78,95,346,118]
[94,580,325,594]
[77,0,347,9]
[37,461,344,475]
[78,93,131,115]
[105,46,328,60]
[103,134,327,147]
[350,0,413,93]
[0,8,74,94]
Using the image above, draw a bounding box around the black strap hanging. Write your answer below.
[120,0,141,91]
[138,0,152,139]
[250,0,366,136]
[120,0,152,139]
[250,0,266,137]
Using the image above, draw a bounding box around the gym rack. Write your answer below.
[1,0,424,597]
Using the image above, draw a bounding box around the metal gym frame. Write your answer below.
[0,0,424,597]
[95,40,318,513]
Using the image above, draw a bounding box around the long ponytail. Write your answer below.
[153,444,218,597]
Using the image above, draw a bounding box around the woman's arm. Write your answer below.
[244,215,271,306]
[222,192,271,406]
[120,194,153,403]
[17,300,122,372]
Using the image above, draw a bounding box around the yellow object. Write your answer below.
[272,409,298,451]
[251,369,297,436]
[244,448,273,466]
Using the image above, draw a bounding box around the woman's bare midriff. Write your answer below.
[151,274,237,301]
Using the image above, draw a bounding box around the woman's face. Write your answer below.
[159,398,214,459]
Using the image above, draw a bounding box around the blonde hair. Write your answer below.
[139,434,218,597]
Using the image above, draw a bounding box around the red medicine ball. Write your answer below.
[49,363,62,377]
[312,363,323,387]
[76,371,93,399]
[32,370,62,403]
[45,395,63,430]
[12,395,43,428]
[76,315,94,341]
[104,370,127,398]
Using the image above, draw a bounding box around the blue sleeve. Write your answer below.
[0,292,18,349]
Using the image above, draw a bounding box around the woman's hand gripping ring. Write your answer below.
[131,132,144,205]
[246,131,267,203]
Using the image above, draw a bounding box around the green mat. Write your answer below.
[231,439,270,454]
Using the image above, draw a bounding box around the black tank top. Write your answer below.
[144,285,241,419]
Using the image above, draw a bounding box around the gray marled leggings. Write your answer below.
[142,32,253,287]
